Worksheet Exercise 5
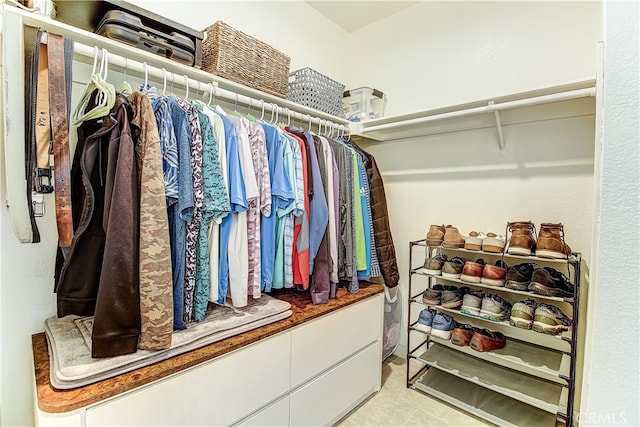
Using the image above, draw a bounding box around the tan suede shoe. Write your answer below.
[443,226,465,248]
[506,221,537,256]
[536,223,572,259]
[426,224,446,246]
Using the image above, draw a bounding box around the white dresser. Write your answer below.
[34,291,384,427]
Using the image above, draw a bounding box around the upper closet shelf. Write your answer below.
[351,78,596,145]
[2,4,350,128]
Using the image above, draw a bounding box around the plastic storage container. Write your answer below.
[343,87,387,121]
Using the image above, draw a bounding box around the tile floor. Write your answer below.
[336,355,490,426]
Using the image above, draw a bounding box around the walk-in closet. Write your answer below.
[0,1,637,426]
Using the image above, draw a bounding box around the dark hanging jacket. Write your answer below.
[357,146,399,288]
[54,94,141,358]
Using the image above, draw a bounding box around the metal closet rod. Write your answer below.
[362,87,596,133]
[72,42,350,135]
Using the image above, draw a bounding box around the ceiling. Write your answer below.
[305,1,420,33]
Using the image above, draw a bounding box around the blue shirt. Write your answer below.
[167,96,194,330]
[215,110,247,304]
[259,122,294,292]
[145,86,179,201]
[296,130,328,272]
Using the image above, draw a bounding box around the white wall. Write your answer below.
[127,0,352,87]
[349,0,602,370]
[0,2,349,425]
[581,1,639,425]
[0,1,614,425]
[347,1,602,116]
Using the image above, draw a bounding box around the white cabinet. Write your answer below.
[235,397,290,427]
[290,294,382,387]
[290,342,381,426]
[35,293,384,427]
[85,333,292,427]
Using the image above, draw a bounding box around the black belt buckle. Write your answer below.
[35,168,54,193]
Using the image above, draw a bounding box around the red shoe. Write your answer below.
[469,328,507,352]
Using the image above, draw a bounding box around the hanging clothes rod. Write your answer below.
[70,42,349,134]
[361,87,596,133]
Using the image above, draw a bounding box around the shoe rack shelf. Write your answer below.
[406,238,581,427]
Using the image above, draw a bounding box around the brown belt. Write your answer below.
[35,38,53,193]
[47,33,73,248]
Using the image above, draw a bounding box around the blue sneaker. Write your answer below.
[431,313,457,340]
[415,308,436,333]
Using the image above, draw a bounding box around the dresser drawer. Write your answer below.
[85,332,291,426]
[235,396,290,426]
[290,341,381,426]
[290,293,383,387]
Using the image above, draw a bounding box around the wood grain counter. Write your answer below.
[33,283,384,413]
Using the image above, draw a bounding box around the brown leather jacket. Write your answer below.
[359,146,399,287]
[55,95,141,358]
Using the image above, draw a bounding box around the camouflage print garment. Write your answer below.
[128,91,174,350]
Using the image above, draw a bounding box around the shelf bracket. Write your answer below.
[488,101,506,156]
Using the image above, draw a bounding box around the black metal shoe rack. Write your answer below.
[406,238,581,427]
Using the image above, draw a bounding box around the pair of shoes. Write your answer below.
[460,289,485,316]
[505,262,537,290]
[464,231,506,253]
[460,259,508,286]
[423,254,448,275]
[506,221,537,256]
[415,308,436,333]
[469,328,507,352]
[431,313,457,340]
[533,303,573,335]
[422,285,469,308]
[510,299,572,334]
[451,324,478,346]
[529,267,574,298]
[479,293,512,322]
[537,223,572,259]
[442,256,467,278]
[506,221,572,259]
[481,260,508,286]
[427,225,466,248]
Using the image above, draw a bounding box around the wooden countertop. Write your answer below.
[33,283,384,413]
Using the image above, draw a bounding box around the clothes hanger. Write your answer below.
[118,57,133,95]
[230,93,242,118]
[259,100,265,122]
[245,98,256,121]
[207,82,215,108]
[73,48,115,124]
[161,68,168,96]
[269,103,278,124]
[183,75,189,102]
[72,47,101,121]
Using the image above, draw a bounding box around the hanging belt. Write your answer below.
[35,38,53,193]
[47,33,74,248]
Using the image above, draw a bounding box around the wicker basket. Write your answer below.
[201,21,290,98]
[288,67,345,117]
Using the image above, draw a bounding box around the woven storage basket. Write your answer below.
[288,67,345,117]
[201,21,290,98]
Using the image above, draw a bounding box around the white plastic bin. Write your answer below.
[343,87,387,122]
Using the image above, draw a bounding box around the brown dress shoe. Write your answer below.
[442,226,465,248]
[506,221,536,256]
[460,259,486,283]
[426,224,446,246]
[451,324,477,346]
[481,260,507,287]
[536,223,572,259]
[469,329,507,352]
